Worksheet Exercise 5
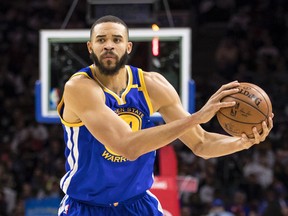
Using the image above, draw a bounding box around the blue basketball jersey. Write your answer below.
[57,65,156,205]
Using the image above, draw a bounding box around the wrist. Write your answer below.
[189,113,202,125]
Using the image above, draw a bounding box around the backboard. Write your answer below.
[36,28,194,123]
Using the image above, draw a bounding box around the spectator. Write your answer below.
[0,1,288,215]
[207,198,235,216]
[0,187,8,216]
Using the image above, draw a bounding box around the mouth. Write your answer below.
[102,52,116,60]
[103,56,115,60]
[102,56,116,63]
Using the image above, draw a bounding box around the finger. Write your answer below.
[220,101,237,108]
[259,121,269,142]
[221,80,240,89]
[262,120,269,133]
[209,81,240,107]
[252,127,261,144]
[214,81,240,95]
[218,82,240,99]
[268,116,273,129]
[222,80,240,91]
[211,86,239,102]
[241,133,253,149]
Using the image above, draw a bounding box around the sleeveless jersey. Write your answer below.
[57,65,156,205]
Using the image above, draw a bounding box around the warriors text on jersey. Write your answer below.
[57,65,156,205]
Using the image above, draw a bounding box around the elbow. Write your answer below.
[125,154,139,161]
[122,148,141,161]
[116,135,142,161]
[199,155,212,160]
[105,147,139,161]
[190,142,212,160]
[121,153,139,161]
[193,150,212,160]
[113,144,140,161]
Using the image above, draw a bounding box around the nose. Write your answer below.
[104,41,114,51]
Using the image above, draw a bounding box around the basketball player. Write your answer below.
[57,15,273,215]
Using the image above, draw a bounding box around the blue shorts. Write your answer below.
[58,191,163,216]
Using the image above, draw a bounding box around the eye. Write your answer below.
[114,38,121,43]
[97,38,105,43]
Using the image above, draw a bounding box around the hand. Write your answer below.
[241,114,274,148]
[195,81,240,124]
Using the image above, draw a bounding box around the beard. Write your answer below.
[90,50,129,76]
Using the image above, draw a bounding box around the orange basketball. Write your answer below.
[216,82,272,138]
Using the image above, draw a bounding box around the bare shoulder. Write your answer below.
[62,74,105,122]
[143,71,167,84]
[143,71,175,99]
[65,74,96,91]
[64,75,103,100]
[143,71,181,112]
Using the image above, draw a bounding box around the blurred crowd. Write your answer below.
[0,0,288,216]
[177,0,288,215]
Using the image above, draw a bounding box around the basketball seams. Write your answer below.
[220,93,269,118]
[216,82,272,138]
[217,110,265,124]
[217,112,255,137]
[242,83,272,116]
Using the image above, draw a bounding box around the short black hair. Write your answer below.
[90,15,129,39]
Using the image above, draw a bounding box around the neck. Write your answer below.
[93,65,128,96]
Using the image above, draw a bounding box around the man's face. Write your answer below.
[88,22,132,76]
[90,49,129,76]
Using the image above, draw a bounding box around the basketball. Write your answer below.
[216,82,272,138]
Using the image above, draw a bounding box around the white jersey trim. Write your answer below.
[146,190,164,214]
[60,126,80,194]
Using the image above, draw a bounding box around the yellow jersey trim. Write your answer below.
[92,65,137,105]
[138,69,154,115]
[57,98,84,127]
[57,70,95,127]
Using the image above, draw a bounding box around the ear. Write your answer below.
[127,41,133,54]
[87,41,92,54]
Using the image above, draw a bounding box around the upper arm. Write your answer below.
[143,71,181,115]
[63,76,132,154]
[144,71,191,122]
[144,72,205,149]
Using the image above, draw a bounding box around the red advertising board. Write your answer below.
[151,176,180,216]
[151,146,181,216]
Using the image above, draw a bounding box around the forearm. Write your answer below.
[119,115,199,160]
[182,131,250,159]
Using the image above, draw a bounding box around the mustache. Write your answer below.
[101,51,116,57]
